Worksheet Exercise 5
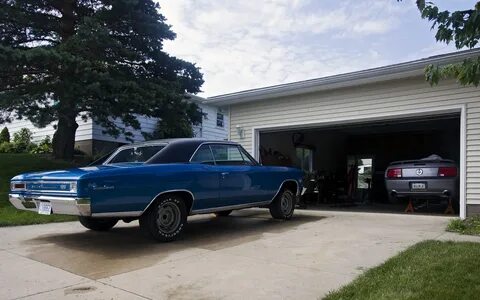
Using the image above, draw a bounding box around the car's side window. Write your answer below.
[210,144,247,166]
[190,145,215,164]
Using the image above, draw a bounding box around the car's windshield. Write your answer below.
[106,145,165,164]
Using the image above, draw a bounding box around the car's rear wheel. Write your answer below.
[215,210,232,217]
[139,195,187,242]
[78,216,118,231]
[269,189,295,220]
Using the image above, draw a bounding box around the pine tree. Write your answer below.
[0,127,10,143]
[0,0,204,159]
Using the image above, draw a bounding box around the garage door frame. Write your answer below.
[251,104,467,218]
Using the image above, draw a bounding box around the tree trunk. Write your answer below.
[52,112,78,160]
[52,0,77,160]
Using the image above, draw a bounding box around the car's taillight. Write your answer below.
[387,168,402,178]
[10,182,26,191]
[438,167,457,177]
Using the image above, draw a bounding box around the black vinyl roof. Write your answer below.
[144,139,238,164]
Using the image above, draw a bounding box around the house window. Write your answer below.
[216,112,224,127]
[295,147,313,172]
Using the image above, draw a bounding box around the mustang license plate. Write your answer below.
[38,201,52,215]
[411,182,426,190]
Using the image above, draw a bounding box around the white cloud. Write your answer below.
[158,0,411,96]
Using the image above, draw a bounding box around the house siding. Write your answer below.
[1,103,228,147]
[195,103,229,140]
[92,103,229,143]
[92,115,157,143]
[1,116,93,143]
[226,76,480,212]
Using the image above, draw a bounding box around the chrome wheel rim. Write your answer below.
[156,202,181,234]
[280,193,293,215]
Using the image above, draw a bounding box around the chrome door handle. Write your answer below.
[221,172,229,178]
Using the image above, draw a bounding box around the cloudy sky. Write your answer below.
[159,0,474,97]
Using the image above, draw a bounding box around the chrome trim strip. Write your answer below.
[270,179,300,203]
[139,180,297,216]
[190,200,272,215]
[8,194,91,216]
[34,195,81,201]
[91,211,142,217]
[14,181,77,194]
[142,189,196,215]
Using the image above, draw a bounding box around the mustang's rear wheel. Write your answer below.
[269,189,295,220]
[78,217,118,231]
[139,195,187,242]
[215,210,232,217]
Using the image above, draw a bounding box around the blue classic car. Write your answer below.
[9,139,303,241]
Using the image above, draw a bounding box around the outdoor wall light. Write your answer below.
[236,125,245,139]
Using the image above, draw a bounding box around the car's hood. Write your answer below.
[11,163,142,181]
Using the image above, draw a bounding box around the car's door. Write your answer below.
[189,145,220,210]
[210,144,266,207]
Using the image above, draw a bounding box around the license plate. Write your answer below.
[411,182,426,190]
[38,201,52,215]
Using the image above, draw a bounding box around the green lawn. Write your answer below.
[324,241,480,300]
[447,216,480,236]
[0,154,79,226]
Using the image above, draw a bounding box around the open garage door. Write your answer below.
[257,113,462,215]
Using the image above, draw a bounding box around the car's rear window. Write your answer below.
[107,145,165,164]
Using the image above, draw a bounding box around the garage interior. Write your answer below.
[259,113,460,215]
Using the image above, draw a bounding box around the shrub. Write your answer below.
[0,142,15,153]
[0,127,10,143]
[30,136,53,154]
[12,128,33,152]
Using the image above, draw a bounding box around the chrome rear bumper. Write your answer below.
[8,194,91,216]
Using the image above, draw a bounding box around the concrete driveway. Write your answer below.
[0,209,468,300]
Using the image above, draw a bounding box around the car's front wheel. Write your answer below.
[269,189,295,220]
[139,195,187,242]
[78,216,118,231]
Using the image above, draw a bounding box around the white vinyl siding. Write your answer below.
[194,103,229,140]
[92,103,227,143]
[1,116,92,143]
[227,76,480,207]
[92,115,157,143]
[2,102,228,145]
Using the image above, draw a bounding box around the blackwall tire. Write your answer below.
[215,210,232,217]
[269,189,295,220]
[139,195,187,242]
[78,216,118,231]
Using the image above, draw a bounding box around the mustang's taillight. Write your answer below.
[438,167,457,177]
[387,168,402,178]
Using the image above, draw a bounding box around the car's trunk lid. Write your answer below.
[12,164,142,181]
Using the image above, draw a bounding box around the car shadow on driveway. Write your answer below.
[22,210,325,279]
